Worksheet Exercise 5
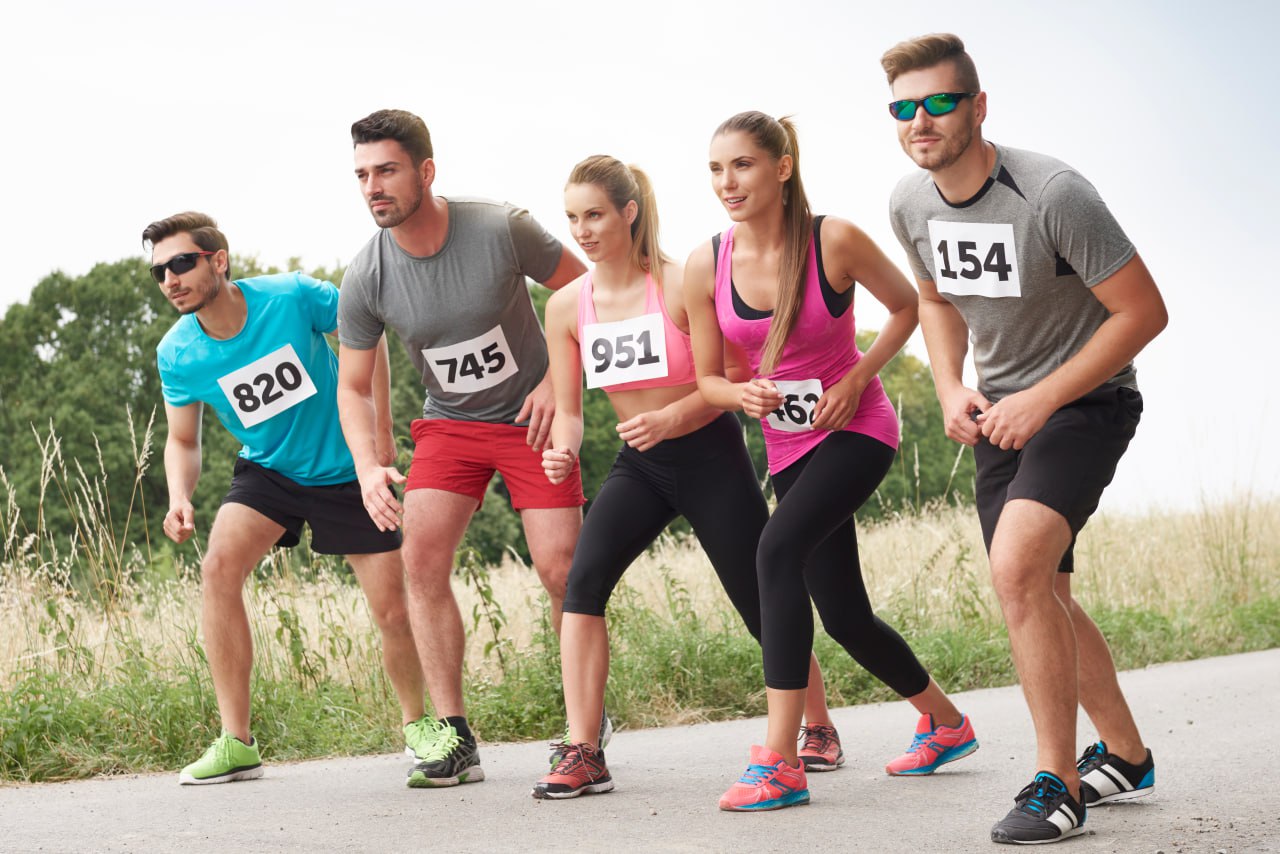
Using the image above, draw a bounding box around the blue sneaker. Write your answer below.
[991,771,1087,844]
[1077,741,1154,805]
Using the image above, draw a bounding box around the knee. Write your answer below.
[988,558,1048,624]
[371,599,413,637]
[755,527,796,588]
[533,553,573,599]
[200,552,249,597]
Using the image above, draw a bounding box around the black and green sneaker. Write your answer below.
[406,720,484,788]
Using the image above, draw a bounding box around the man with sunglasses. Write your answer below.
[881,34,1168,845]
[147,211,429,785]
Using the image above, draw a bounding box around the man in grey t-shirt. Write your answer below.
[336,109,586,789]
[882,35,1168,845]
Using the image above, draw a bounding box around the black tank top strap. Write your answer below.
[812,214,852,318]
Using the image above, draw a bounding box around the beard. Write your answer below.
[176,280,220,315]
[369,182,425,229]
[905,123,976,172]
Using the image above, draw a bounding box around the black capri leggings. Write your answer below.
[562,412,769,640]
[759,430,930,696]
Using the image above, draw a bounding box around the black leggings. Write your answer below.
[562,413,768,639]
[759,430,929,695]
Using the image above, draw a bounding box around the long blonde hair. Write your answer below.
[566,155,671,284]
[714,111,813,375]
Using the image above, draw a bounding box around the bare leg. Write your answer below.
[989,499,1080,795]
[200,503,286,743]
[347,549,426,725]
[519,505,582,636]
[400,489,478,719]
[764,688,807,766]
[1056,573,1146,763]
[903,677,964,728]
[802,654,831,725]
[561,613,609,747]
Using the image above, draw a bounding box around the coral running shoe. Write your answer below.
[719,745,810,812]
[531,742,614,799]
[798,723,845,772]
[885,713,978,776]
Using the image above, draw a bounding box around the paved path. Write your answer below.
[2,649,1276,853]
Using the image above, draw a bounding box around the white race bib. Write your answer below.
[765,378,824,433]
[581,313,668,389]
[217,344,318,428]
[423,325,519,393]
[926,220,1022,298]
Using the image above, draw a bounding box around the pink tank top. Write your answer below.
[713,223,900,474]
[577,271,697,393]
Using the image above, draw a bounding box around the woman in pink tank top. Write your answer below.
[685,112,978,812]
[532,155,837,801]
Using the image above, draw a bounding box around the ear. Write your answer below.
[623,199,638,226]
[421,157,436,189]
[974,91,988,126]
[777,153,794,183]
[213,249,230,280]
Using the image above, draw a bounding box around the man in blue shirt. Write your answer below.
[148,211,428,785]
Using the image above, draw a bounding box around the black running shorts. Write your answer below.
[221,458,403,555]
[973,384,1142,572]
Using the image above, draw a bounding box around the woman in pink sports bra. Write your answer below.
[531,155,838,801]
[685,112,977,812]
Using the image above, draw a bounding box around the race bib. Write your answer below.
[217,344,318,428]
[423,325,519,393]
[765,378,823,433]
[926,220,1021,298]
[581,313,667,389]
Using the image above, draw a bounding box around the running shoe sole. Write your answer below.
[886,739,978,776]
[407,766,485,788]
[178,764,264,785]
[720,790,811,812]
[532,779,615,799]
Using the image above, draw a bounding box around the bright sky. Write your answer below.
[2,0,1276,512]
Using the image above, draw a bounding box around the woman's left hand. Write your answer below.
[811,372,866,432]
[617,409,678,452]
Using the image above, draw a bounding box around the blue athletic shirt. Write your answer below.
[156,273,355,486]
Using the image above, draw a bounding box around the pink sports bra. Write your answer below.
[576,271,697,393]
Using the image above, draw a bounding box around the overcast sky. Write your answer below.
[2,0,1276,512]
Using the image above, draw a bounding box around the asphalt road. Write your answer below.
[2,649,1275,853]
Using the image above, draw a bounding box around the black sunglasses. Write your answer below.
[150,251,215,284]
[888,92,976,121]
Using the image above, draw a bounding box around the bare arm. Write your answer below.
[541,283,585,484]
[977,253,1167,449]
[338,343,404,531]
[539,246,589,291]
[811,218,920,431]
[371,334,396,466]
[162,401,203,544]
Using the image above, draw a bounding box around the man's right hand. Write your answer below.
[357,465,407,532]
[939,385,992,446]
[163,501,196,544]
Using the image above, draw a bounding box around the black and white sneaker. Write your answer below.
[1077,741,1154,805]
[991,771,1087,844]
[406,721,484,788]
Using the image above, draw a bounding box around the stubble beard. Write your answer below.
[371,183,425,229]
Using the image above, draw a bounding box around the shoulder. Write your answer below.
[817,215,872,256]
[996,145,1089,205]
[547,275,584,312]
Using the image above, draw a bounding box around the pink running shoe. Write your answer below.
[885,713,978,776]
[719,745,810,811]
[798,723,845,772]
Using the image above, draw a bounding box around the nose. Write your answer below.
[910,107,933,131]
[363,173,381,198]
[164,265,182,287]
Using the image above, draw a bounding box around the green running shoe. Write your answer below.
[403,715,435,760]
[406,720,484,788]
[178,732,263,785]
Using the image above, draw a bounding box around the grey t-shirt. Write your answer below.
[339,197,563,423]
[890,143,1137,401]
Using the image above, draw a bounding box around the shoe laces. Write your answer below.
[1019,775,1067,817]
[799,724,838,755]
[736,763,776,785]
[417,720,461,762]
[903,730,932,755]
[1075,741,1106,773]
[550,743,601,780]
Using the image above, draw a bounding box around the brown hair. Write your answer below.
[351,109,433,166]
[880,32,981,91]
[713,111,812,376]
[567,155,671,283]
[141,211,230,280]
